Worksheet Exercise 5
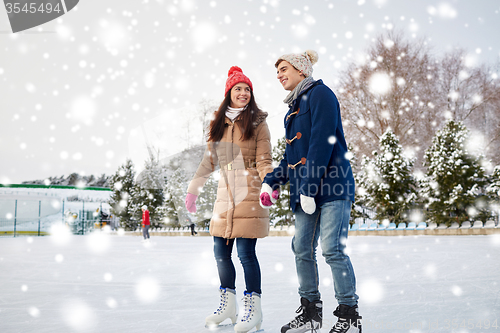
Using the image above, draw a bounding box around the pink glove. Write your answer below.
[260,192,272,206]
[259,184,279,208]
[185,193,198,213]
[260,190,280,206]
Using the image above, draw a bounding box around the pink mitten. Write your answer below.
[185,193,198,213]
[260,192,273,207]
[260,184,278,208]
[272,189,280,200]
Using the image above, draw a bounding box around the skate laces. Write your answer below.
[214,291,228,314]
[330,306,361,333]
[288,304,321,333]
[289,304,308,326]
[240,293,253,322]
[329,318,350,333]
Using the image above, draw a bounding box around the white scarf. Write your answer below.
[226,106,245,122]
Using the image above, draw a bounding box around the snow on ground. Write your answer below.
[1,234,499,333]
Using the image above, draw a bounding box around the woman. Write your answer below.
[185,66,273,333]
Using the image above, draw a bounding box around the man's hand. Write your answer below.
[300,194,316,214]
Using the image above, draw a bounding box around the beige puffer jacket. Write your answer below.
[187,111,273,239]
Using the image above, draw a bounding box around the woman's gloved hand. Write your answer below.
[185,193,198,213]
[259,184,279,208]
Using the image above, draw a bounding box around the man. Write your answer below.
[141,205,150,241]
[260,50,362,333]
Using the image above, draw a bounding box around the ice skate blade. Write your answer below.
[205,323,236,331]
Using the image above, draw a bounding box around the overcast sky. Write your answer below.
[1,0,499,184]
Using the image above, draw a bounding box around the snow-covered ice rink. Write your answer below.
[1,233,500,333]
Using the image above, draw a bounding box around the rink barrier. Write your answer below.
[1,230,50,236]
[120,223,500,237]
[6,223,498,237]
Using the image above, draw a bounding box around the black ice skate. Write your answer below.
[281,297,322,333]
[329,304,362,333]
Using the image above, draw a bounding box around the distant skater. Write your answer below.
[141,205,150,240]
[190,223,198,236]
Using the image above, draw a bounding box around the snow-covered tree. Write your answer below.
[161,187,180,227]
[338,30,441,167]
[338,30,500,167]
[486,166,500,220]
[438,50,500,166]
[109,159,136,230]
[165,167,189,227]
[423,120,486,225]
[348,143,371,224]
[487,166,500,197]
[130,154,167,229]
[23,173,111,187]
[362,130,417,224]
[192,173,218,229]
[197,99,218,144]
[269,137,294,226]
[162,144,216,228]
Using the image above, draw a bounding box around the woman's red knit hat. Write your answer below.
[224,66,253,96]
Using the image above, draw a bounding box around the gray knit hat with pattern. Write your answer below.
[276,50,318,77]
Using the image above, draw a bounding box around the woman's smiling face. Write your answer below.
[230,83,251,108]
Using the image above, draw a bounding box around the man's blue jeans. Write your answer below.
[213,237,261,294]
[292,199,358,306]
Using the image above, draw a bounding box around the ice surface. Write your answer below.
[0,235,499,332]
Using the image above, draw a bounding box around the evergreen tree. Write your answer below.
[130,155,167,229]
[91,174,111,188]
[162,187,180,227]
[193,173,218,229]
[67,172,80,186]
[487,166,500,198]
[486,166,500,221]
[166,167,190,227]
[162,145,210,228]
[109,159,136,230]
[269,137,294,226]
[362,130,417,224]
[348,143,370,225]
[423,120,486,225]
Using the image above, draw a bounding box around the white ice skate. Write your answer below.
[234,292,262,333]
[205,287,238,329]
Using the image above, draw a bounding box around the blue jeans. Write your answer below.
[143,225,150,239]
[213,237,261,294]
[292,200,358,306]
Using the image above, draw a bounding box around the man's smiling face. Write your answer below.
[276,60,305,91]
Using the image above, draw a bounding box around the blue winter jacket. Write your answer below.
[263,79,355,212]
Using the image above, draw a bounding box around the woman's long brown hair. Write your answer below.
[207,88,263,142]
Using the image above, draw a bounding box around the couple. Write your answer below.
[185,50,362,333]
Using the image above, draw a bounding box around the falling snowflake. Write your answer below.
[369,72,392,95]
